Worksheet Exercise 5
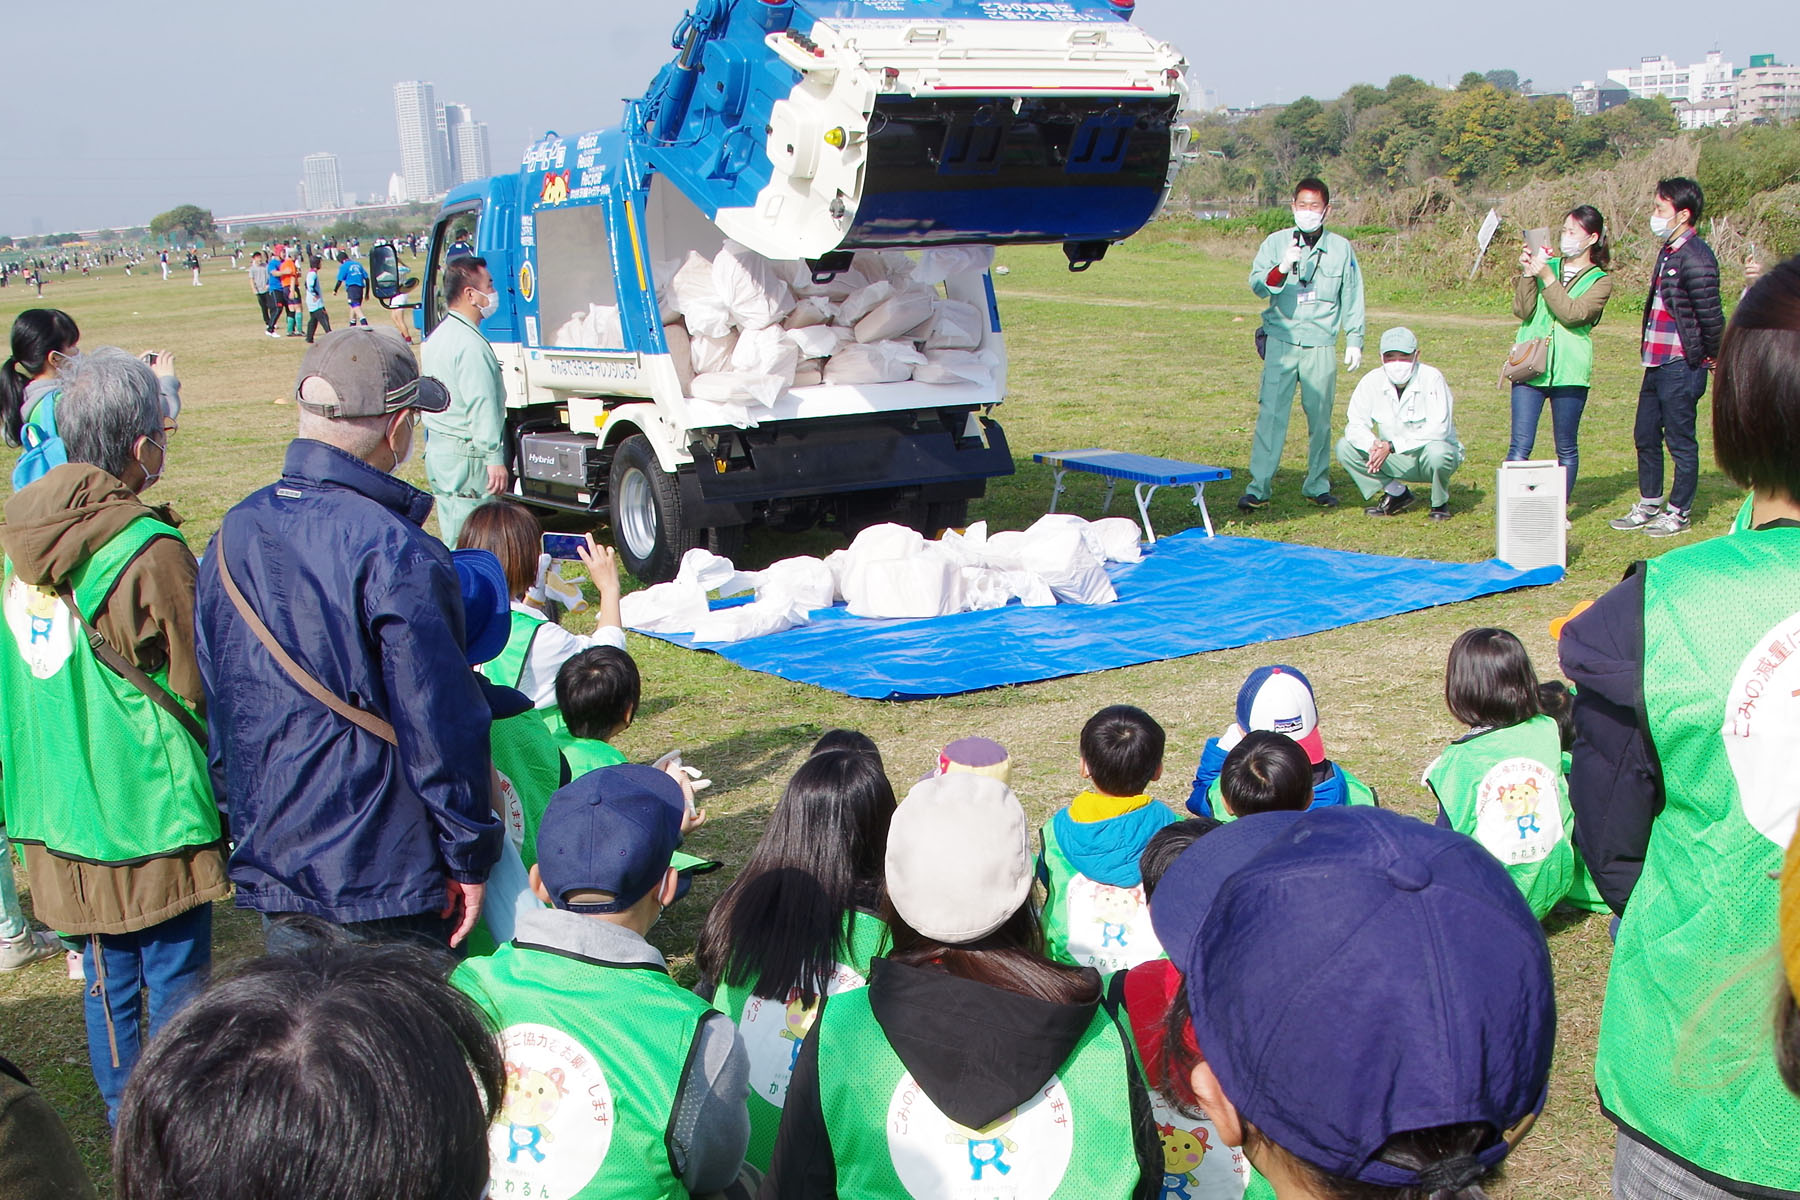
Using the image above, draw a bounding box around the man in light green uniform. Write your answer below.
[420,254,509,546]
[1241,178,1365,511]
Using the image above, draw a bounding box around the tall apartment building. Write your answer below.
[1606,51,1735,104]
[454,121,492,185]
[393,80,446,203]
[440,102,472,184]
[1736,55,1800,123]
[302,152,343,212]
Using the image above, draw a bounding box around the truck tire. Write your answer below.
[608,435,698,583]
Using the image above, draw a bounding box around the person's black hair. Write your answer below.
[113,939,503,1200]
[2,308,79,446]
[1778,978,1800,1097]
[696,748,896,1001]
[443,254,489,306]
[810,727,885,775]
[555,645,640,740]
[1139,818,1222,899]
[1566,204,1610,271]
[309,255,322,271]
[1445,628,1542,731]
[1080,704,1166,796]
[1294,176,1330,206]
[1715,256,1800,504]
[1536,681,1574,752]
[885,899,1099,1006]
[1219,731,1313,816]
[1656,177,1704,228]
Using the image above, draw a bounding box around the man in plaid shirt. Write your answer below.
[1611,178,1725,538]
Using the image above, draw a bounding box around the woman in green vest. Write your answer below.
[1562,257,1800,1198]
[695,745,895,1172]
[763,773,1159,1198]
[1506,206,1613,499]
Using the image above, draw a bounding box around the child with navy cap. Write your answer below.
[1149,807,1556,1199]
[451,764,750,1199]
[1185,666,1378,819]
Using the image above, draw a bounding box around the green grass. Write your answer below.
[0,238,1728,1195]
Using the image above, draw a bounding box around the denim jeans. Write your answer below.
[1507,383,1588,496]
[1634,360,1709,513]
[0,834,28,942]
[82,903,213,1124]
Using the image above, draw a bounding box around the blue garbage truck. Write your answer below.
[373,0,1189,581]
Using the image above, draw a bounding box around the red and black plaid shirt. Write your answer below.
[1641,229,1694,367]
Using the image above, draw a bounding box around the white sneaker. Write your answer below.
[0,929,61,971]
[1645,509,1691,538]
[1609,500,1663,531]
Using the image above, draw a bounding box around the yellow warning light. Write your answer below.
[823,127,847,148]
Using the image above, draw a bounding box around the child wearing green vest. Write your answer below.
[555,645,639,776]
[764,773,1160,1198]
[695,745,896,1172]
[1185,666,1378,820]
[1037,705,1178,974]
[1217,732,1312,817]
[451,764,750,1200]
[1425,628,1605,920]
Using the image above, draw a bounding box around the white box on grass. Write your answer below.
[1496,461,1566,571]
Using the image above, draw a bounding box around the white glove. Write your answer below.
[1344,346,1362,371]
[1278,242,1303,274]
[653,751,712,794]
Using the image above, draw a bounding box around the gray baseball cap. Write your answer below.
[294,328,450,418]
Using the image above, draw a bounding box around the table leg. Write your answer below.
[1134,483,1160,544]
[1101,478,1117,515]
[1049,466,1067,514]
[1193,483,1214,537]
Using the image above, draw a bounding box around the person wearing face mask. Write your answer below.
[421,253,510,547]
[1240,177,1367,513]
[1507,206,1614,503]
[1335,327,1463,519]
[0,348,226,1123]
[196,328,502,956]
[1610,177,1724,539]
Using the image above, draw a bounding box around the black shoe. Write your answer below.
[1237,493,1268,512]
[1364,488,1416,517]
[1429,504,1451,522]
[1305,492,1341,508]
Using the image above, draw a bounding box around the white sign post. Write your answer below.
[1471,208,1501,279]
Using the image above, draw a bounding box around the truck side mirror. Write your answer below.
[369,245,419,308]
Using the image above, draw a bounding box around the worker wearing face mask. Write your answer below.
[421,253,510,547]
[1335,327,1463,520]
[1240,177,1367,514]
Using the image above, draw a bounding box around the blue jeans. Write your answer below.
[1634,360,1709,514]
[82,903,213,1124]
[1507,383,1588,496]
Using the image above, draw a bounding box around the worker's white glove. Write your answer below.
[1278,242,1304,275]
[1344,346,1362,371]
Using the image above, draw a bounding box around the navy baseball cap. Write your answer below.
[452,549,511,668]
[536,764,687,914]
[1148,810,1304,976]
[1175,807,1554,1188]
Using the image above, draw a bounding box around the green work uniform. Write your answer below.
[1039,823,1164,975]
[1513,260,1607,389]
[1594,527,1800,1192]
[1247,229,1365,501]
[420,308,507,547]
[1336,439,1464,509]
[814,984,1144,1198]
[452,938,712,1200]
[710,910,890,1172]
[0,517,218,864]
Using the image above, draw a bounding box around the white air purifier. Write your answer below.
[1496,461,1567,570]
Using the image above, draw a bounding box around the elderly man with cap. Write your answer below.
[196,327,502,953]
[1336,327,1464,520]
[451,763,751,1199]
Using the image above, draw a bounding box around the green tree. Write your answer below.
[1483,69,1522,93]
[149,204,216,244]
[1457,71,1488,92]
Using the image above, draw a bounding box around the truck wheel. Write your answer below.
[608,435,697,583]
[923,499,969,537]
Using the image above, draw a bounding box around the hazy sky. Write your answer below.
[1,0,1791,235]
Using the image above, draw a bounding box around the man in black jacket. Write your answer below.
[1609,178,1725,539]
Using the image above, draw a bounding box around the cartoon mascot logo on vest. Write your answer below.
[1724,612,1800,852]
[886,1071,1076,1198]
[489,1023,612,1196]
[4,578,74,679]
[1473,758,1563,865]
[739,962,867,1107]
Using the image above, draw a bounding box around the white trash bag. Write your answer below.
[824,340,925,385]
[714,239,796,331]
[915,245,996,285]
[913,349,996,386]
[1020,514,1117,605]
[855,288,937,344]
[671,250,735,339]
[925,299,986,350]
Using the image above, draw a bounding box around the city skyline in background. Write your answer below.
[0,0,1791,236]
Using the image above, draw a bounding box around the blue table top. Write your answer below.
[1033,448,1232,485]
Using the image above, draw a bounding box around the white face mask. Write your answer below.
[476,289,500,319]
[1649,214,1674,239]
[1384,359,1416,386]
[1559,232,1590,257]
[1293,208,1324,234]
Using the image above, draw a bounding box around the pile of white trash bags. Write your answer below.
[620,513,1143,644]
[615,242,997,427]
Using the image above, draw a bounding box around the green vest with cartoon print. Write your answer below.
[1039,821,1164,975]
[815,981,1143,1199]
[710,909,890,1172]
[451,939,710,1200]
[1595,529,1800,1191]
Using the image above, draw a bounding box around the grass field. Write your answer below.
[0,233,1745,1194]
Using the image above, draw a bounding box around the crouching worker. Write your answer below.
[762,773,1161,1198]
[1337,326,1464,520]
[452,764,753,1199]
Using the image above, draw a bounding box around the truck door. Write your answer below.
[424,201,483,336]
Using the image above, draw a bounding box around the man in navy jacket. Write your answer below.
[196,329,500,951]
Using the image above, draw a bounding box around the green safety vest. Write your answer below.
[451,938,711,1200]
[562,737,627,777]
[815,981,1144,1199]
[480,608,578,750]
[1423,716,1584,920]
[0,516,219,863]
[491,710,564,870]
[1595,528,1800,1190]
[1203,764,1376,823]
[710,909,891,1172]
[1040,822,1163,974]
[1731,493,1754,535]
[1514,260,1606,389]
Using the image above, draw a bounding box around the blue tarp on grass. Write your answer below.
[644,532,1563,700]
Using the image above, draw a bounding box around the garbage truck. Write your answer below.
[372,0,1189,582]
